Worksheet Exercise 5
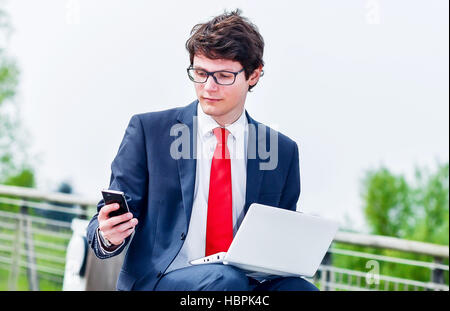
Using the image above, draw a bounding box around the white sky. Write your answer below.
[4,0,449,232]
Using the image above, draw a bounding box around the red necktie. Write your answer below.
[205,127,233,256]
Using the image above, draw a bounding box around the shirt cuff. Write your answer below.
[96,227,124,255]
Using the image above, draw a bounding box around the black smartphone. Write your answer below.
[101,189,130,218]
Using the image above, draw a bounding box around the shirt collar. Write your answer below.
[197,102,248,140]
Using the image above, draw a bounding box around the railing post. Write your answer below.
[322,251,333,291]
[21,200,39,291]
[79,205,88,220]
[8,214,22,291]
[431,257,445,286]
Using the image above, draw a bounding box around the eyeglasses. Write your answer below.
[187,66,245,86]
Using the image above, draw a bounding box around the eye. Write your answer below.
[195,70,206,76]
[218,72,233,78]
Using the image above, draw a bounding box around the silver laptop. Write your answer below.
[190,203,339,278]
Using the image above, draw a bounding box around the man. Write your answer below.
[87,9,318,291]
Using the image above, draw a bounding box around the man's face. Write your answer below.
[192,54,261,125]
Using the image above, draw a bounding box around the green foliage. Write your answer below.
[362,162,449,245]
[0,57,19,103]
[333,162,449,288]
[362,168,413,238]
[0,7,57,291]
[0,7,34,185]
[2,167,35,187]
[411,163,449,245]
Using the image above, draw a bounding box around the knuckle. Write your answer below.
[125,228,134,237]
[111,225,120,233]
[118,223,130,234]
[120,222,131,232]
[100,219,109,228]
[120,226,130,235]
[100,207,108,217]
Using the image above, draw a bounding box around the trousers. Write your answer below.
[154,263,319,291]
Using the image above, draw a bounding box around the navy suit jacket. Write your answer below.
[86,100,301,290]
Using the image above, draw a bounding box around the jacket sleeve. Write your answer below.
[279,141,301,212]
[86,114,149,259]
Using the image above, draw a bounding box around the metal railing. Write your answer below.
[0,184,448,291]
[0,185,94,290]
[313,233,449,291]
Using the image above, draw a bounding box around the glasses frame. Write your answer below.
[187,66,245,86]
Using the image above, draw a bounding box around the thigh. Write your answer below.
[253,277,319,291]
[154,264,251,291]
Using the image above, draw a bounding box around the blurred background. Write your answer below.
[0,0,448,291]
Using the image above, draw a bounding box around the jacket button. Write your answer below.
[180,232,186,240]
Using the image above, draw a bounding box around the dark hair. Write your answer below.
[185,9,264,92]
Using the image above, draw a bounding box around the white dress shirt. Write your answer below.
[165,103,248,273]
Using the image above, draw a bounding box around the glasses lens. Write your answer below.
[188,69,207,83]
[214,71,235,85]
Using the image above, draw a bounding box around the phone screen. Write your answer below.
[101,190,130,218]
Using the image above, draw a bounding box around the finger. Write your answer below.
[99,213,132,233]
[98,203,120,221]
[119,227,135,241]
[105,225,135,246]
[115,218,138,233]
[110,227,135,246]
[105,212,133,228]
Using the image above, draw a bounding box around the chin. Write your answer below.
[200,100,224,116]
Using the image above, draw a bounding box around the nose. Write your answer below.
[203,75,219,92]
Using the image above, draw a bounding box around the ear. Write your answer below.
[248,65,264,87]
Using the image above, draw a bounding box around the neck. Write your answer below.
[213,107,244,127]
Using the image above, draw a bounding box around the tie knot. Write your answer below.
[213,127,230,145]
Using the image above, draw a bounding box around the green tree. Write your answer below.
[356,162,449,286]
[331,162,448,290]
[409,163,449,245]
[362,167,414,238]
[0,7,34,187]
[362,162,449,245]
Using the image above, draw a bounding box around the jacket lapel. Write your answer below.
[244,110,265,214]
[175,100,198,231]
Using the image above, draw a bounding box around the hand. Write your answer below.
[98,203,138,246]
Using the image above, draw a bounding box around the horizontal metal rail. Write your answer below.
[0,244,66,264]
[0,255,64,276]
[329,247,449,270]
[0,220,16,230]
[334,231,449,258]
[319,265,449,291]
[0,185,98,207]
[0,232,14,242]
[0,197,86,216]
[0,210,72,228]
[30,227,72,240]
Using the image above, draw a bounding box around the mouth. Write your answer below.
[203,97,222,103]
